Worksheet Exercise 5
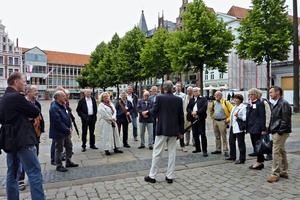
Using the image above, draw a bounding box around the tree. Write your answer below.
[116,27,146,87]
[77,41,107,92]
[236,0,293,95]
[140,28,173,82]
[98,33,122,96]
[167,0,234,93]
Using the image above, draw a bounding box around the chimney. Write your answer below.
[16,38,19,47]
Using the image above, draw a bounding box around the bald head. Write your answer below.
[214,91,223,100]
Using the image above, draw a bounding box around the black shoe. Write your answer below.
[105,150,111,155]
[165,177,173,184]
[138,145,145,149]
[226,157,236,161]
[144,176,156,183]
[192,149,201,153]
[56,166,68,172]
[82,148,86,152]
[203,152,208,157]
[224,152,230,157]
[90,146,98,149]
[149,146,153,150]
[265,156,273,161]
[248,152,257,157]
[62,156,66,161]
[211,151,222,154]
[123,144,131,148]
[235,160,245,164]
[185,142,189,146]
[51,161,56,165]
[114,149,123,153]
[249,164,264,170]
[66,162,79,168]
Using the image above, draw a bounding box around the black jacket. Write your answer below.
[150,92,184,137]
[127,93,138,116]
[187,96,208,121]
[246,99,266,134]
[137,99,154,123]
[76,97,97,122]
[269,97,292,135]
[0,87,39,150]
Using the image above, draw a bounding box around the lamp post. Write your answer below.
[293,0,299,112]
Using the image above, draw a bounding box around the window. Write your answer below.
[2,36,6,42]
[9,46,12,52]
[14,57,19,65]
[205,72,208,80]
[57,67,61,75]
[210,72,214,80]
[3,45,6,51]
[62,68,65,75]
[8,57,13,65]
[70,68,73,75]
[219,73,224,79]
[0,56,3,64]
[0,68,4,77]
[48,78,52,85]
[8,68,13,75]
[65,68,69,75]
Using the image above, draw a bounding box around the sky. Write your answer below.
[0,0,298,55]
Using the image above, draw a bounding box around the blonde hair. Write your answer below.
[99,92,110,102]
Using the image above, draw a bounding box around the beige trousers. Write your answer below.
[213,120,228,152]
[271,133,289,177]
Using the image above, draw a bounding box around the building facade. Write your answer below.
[22,47,90,99]
[0,20,22,96]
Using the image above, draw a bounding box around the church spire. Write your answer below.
[138,10,148,34]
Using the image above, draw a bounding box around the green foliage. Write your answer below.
[141,28,173,80]
[116,27,146,83]
[166,0,234,90]
[98,33,121,88]
[236,0,293,64]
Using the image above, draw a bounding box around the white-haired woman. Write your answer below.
[98,92,123,155]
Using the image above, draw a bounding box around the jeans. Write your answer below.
[6,145,45,200]
[131,112,138,138]
[139,123,153,146]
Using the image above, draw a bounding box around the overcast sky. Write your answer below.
[1,0,298,55]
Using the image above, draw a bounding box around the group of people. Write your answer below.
[0,72,292,199]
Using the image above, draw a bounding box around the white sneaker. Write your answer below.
[182,147,187,152]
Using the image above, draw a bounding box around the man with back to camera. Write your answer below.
[267,86,291,183]
[0,72,45,200]
[144,80,184,184]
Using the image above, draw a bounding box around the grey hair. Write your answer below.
[163,80,173,93]
[193,87,200,91]
[54,90,64,100]
[25,85,37,95]
[187,86,193,91]
[248,88,260,96]
[257,89,262,98]
[64,89,70,95]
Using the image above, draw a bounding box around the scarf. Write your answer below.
[103,101,114,114]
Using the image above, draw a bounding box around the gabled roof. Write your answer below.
[139,10,148,34]
[22,47,90,65]
[227,6,248,19]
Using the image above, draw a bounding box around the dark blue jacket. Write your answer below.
[246,99,266,134]
[150,92,184,137]
[49,101,72,139]
[115,100,133,123]
[137,99,154,123]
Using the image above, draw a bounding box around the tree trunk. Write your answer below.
[266,61,270,99]
[138,81,142,98]
[117,84,120,100]
[197,64,204,96]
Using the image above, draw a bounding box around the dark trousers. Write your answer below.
[229,127,246,161]
[81,116,96,148]
[262,133,272,158]
[192,120,207,152]
[55,135,73,168]
[250,133,265,163]
[117,121,129,145]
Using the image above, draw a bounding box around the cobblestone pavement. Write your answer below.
[0,100,300,199]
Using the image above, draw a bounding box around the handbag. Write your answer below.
[0,124,14,153]
[255,138,273,154]
[236,118,246,131]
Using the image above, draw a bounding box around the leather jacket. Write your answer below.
[269,97,292,135]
